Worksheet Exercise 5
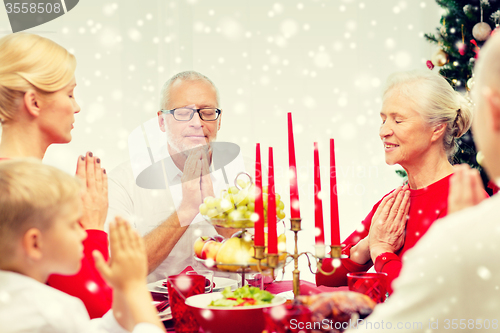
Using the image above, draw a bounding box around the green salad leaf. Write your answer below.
[209,285,274,307]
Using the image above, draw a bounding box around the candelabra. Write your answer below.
[251,218,342,299]
[198,172,342,298]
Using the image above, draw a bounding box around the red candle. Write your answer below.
[314,142,325,245]
[287,112,300,219]
[267,147,278,254]
[330,139,340,246]
[254,143,264,247]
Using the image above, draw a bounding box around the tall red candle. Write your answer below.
[254,143,264,247]
[330,139,340,246]
[314,142,325,245]
[287,112,300,218]
[267,147,278,254]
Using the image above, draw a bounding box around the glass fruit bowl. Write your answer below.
[203,216,255,229]
[202,215,286,229]
[194,255,288,273]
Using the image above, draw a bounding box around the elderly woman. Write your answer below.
[316,70,474,293]
[0,33,110,318]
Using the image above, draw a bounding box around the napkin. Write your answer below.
[155,300,169,312]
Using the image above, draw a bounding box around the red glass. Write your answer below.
[166,274,205,333]
[347,272,388,304]
[263,303,312,333]
[246,273,274,289]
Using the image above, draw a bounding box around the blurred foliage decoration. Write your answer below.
[396,0,499,194]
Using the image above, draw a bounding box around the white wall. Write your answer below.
[0,0,442,282]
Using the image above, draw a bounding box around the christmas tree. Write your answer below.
[424,0,500,194]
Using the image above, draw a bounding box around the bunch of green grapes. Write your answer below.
[199,179,286,226]
[261,186,286,221]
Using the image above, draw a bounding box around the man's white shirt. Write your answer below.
[107,144,246,282]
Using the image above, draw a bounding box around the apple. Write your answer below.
[213,234,225,243]
[194,236,212,258]
[201,240,222,261]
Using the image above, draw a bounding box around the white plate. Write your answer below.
[158,307,172,321]
[147,280,169,294]
[148,277,238,295]
[213,277,239,292]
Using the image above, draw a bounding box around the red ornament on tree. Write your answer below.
[488,180,499,195]
[470,39,480,58]
[457,42,467,56]
[426,60,435,70]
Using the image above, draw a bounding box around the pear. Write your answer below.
[216,233,254,272]
[278,234,287,261]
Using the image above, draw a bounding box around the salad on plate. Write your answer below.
[209,285,274,307]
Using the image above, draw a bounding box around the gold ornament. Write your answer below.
[472,22,492,41]
[431,49,449,67]
[467,77,475,90]
[476,151,484,166]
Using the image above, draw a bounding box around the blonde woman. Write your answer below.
[0,33,111,318]
[317,70,482,293]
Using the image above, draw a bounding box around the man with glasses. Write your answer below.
[107,71,244,282]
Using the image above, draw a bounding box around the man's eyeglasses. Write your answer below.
[159,107,222,121]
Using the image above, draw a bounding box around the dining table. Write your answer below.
[151,266,349,332]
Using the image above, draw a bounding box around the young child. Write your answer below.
[0,32,111,319]
[0,159,164,332]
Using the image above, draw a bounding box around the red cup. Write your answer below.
[167,274,205,333]
[263,303,312,333]
[347,272,388,303]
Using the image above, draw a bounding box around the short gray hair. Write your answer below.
[383,70,473,159]
[159,71,220,109]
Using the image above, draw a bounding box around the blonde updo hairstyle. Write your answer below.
[0,33,76,124]
[383,70,472,159]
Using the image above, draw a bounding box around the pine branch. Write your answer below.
[424,33,440,43]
